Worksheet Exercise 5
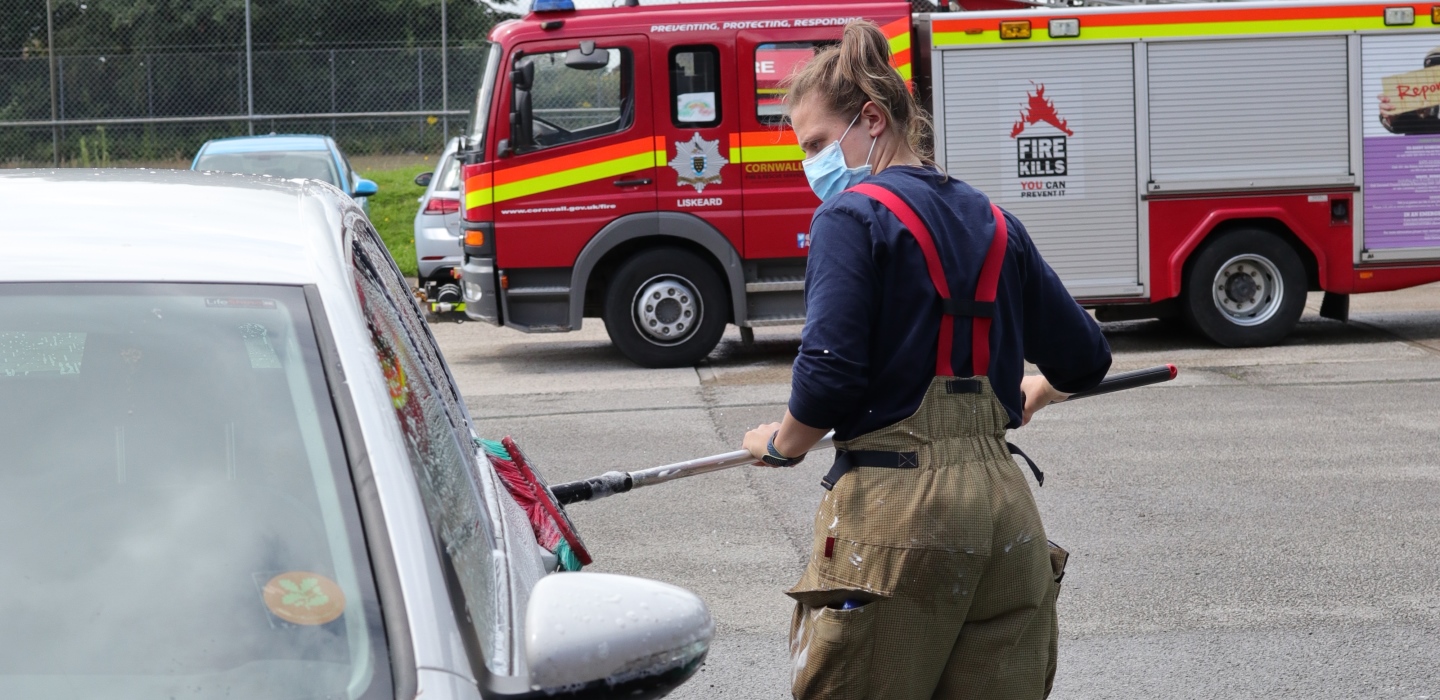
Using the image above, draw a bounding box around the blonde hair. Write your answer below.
[785,20,933,163]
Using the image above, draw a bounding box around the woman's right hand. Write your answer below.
[743,422,784,466]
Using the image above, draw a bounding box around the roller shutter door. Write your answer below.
[939,44,1140,297]
[1148,37,1351,190]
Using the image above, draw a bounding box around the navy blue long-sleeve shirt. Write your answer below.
[789,166,1112,440]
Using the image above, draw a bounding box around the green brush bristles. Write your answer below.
[477,438,510,460]
[555,540,583,572]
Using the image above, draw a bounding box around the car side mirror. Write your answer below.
[509,59,536,152]
[414,171,433,187]
[353,178,379,197]
[511,59,535,92]
[525,572,712,694]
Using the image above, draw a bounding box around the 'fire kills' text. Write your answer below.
[1017,136,1067,177]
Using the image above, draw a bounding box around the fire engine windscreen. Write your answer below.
[468,43,502,145]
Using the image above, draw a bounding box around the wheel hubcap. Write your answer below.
[1212,254,1284,327]
[632,275,701,346]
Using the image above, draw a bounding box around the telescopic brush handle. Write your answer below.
[552,364,1177,505]
[1063,363,1177,401]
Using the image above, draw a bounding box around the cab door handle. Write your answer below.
[613,178,652,187]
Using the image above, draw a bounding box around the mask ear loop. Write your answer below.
[854,107,878,172]
[838,112,861,143]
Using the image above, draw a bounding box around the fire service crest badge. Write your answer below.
[669,132,728,193]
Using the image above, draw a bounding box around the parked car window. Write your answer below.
[348,213,507,672]
[521,47,633,149]
[194,150,342,186]
[670,46,721,128]
[437,149,463,192]
[0,282,393,699]
[755,42,828,125]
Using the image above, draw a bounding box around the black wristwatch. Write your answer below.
[761,430,806,467]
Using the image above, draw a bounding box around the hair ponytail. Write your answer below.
[785,20,934,164]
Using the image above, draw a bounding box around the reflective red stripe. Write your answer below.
[845,184,1008,377]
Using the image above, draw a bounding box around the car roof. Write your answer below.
[0,169,353,287]
[199,134,335,154]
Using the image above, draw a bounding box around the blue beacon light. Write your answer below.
[533,0,575,12]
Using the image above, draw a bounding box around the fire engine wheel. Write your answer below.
[603,248,729,368]
[1183,229,1307,347]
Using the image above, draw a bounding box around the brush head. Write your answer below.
[483,436,592,570]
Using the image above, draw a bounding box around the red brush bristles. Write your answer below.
[487,452,563,551]
[499,436,593,567]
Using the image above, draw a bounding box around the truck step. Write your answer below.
[745,278,804,293]
[504,286,570,298]
[745,314,806,328]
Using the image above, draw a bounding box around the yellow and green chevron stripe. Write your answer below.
[464,136,666,211]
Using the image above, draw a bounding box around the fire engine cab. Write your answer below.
[457,0,1440,367]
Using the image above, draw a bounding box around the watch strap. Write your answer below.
[763,430,805,467]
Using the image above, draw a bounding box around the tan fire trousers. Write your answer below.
[788,377,1065,700]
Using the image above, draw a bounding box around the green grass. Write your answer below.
[363,162,435,278]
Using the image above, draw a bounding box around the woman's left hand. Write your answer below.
[1020,375,1071,426]
[743,422,783,465]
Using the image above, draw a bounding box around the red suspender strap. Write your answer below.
[846,184,1009,377]
[848,184,955,376]
[973,203,1008,376]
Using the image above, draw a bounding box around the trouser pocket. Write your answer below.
[1048,539,1069,586]
[1044,540,1068,698]
[790,598,879,700]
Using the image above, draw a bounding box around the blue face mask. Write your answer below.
[802,113,877,203]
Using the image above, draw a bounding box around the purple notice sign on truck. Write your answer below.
[1363,137,1440,249]
[1363,34,1440,251]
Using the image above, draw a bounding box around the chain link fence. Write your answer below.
[0,0,509,167]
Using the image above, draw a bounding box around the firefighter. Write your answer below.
[740,20,1112,700]
[1378,47,1440,135]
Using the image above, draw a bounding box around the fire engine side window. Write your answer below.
[670,46,721,128]
[755,42,826,125]
[520,47,632,150]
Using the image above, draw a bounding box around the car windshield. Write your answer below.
[0,283,392,700]
[195,150,341,187]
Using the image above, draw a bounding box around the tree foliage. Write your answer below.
[3,0,509,56]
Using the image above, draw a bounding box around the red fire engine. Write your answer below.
[455,0,1440,366]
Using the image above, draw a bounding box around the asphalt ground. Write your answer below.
[434,286,1440,699]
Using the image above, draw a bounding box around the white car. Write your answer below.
[0,169,712,699]
[414,137,465,308]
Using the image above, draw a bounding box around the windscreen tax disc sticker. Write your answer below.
[262,571,346,625]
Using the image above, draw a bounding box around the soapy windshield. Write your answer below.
[0,283,392,700]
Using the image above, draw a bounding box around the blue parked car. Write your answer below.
[192,134,378,213]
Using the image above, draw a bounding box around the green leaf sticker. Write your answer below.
[275,577,329,607]
[264,571,346,625]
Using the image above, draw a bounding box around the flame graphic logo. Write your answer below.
[1010,83,1073,138]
